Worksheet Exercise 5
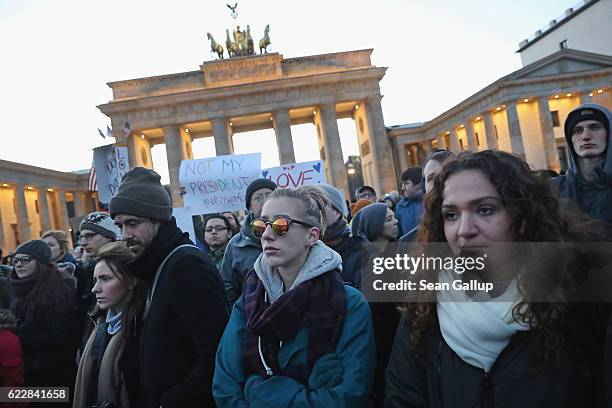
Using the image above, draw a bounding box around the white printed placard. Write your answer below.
[262,160,326,188]
[93,144,129,204]
[179,153,261,215]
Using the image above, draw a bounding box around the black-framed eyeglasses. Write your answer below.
[205,226,229,233]
[357,192,376,199]
[78,232,99,242]
[13,256,33,266]
[250,216,316,238]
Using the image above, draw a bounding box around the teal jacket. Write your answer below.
[213,284,376,407]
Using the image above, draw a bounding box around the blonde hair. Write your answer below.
[268,186,330,234]
[42,230,70,258]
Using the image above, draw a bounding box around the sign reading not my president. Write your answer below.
[179,153,261,215]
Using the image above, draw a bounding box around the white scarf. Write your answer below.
[436,270,530,372]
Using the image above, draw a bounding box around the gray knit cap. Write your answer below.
[316,184,349,218]
[79,212,120,240]
[14,240,52,265]
[350,203,388,242]
[109,167,172,221]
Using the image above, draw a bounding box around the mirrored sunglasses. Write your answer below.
[250,216,315,238]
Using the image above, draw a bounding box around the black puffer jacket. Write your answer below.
[552,104,612,232]
[385,313,604,408]
[127,217,228,408]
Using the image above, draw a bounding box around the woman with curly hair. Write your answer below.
[385,150,606,407]
[8,240,80,393]
[74,241,146,408]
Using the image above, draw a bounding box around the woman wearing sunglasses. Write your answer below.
[213,186,376,407]
[8,240,80,396]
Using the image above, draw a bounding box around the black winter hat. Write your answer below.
[350,203,388,242]
[79,211,120,240]
[245,178,277,210]
[14,240,52,265]
[565,106,609,138]
[109,167,172,221]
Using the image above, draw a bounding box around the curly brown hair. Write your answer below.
[408,150,605,372]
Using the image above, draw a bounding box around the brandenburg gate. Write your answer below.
[98,48,397,205]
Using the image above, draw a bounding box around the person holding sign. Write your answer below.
[219,178,277,307]
[213,186,375,407]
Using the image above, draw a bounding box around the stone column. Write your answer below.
[483,112,498,150]
[37,189,53,232]
[15,185,31,243]
[465,123,477,151]
[537,98,561,171]
[579,93,592,105]
[273,110,296,164]
[73,191,87,217]
[409,145,418,166]
[163,125,185,207]
[364,95,398,194]
[0,203,4,251]
[505,102,526,158]
[318,104,349,196]
[56,190,70,236]
[436,134,446,150]
[212,118,234,156]
[397,142,408,172]
[449,129,461,153]
[422,140,433,156]
[126,133,138,168]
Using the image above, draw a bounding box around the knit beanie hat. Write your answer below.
[109,167,172,221]
[351,198,373,217]
[79,212,120,240]
[245,178,278,210]
[14,240,52,265]
[565,105,610,139]
[350,203,388,242]
[316,184,348,218]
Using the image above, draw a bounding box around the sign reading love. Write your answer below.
[262,160,326,188]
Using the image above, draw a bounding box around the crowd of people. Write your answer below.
[0,103,610,407]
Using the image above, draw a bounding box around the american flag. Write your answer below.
[88,162,97,192]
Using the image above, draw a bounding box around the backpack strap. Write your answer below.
[144,244,200,318]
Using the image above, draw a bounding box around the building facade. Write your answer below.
[0,160,97,253]
[97,50,397,204]
[389,50,612,175]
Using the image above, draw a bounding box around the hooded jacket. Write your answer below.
[552,103,612,229]
[126,217,228,408]
[219,212,263,306]
[213,241,376,408]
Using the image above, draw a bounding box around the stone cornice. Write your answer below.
[0,159,89,190]
[98,67,386,117]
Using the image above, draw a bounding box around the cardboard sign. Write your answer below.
[93,145,129,204]
[179,153,261,215]
[173,207,198,244]
[262,160,326,188]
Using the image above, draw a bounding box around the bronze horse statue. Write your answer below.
[207,33,224,59]
[259,24,271,54]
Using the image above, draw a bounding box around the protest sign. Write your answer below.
[93,144,129,204]
[262,160,326,188]
[173,207,197,244]
[179,153,261,215]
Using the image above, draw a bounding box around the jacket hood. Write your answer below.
[563,103,612,180]
[0,308,18,331]
[253,240,342,303]
[238,212,262,248]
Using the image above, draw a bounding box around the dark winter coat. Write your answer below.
[127,217,228,408]
[326,222,400,407]
[552,103,612,232]
[385,314,604,408]
[9,273,80,388]
[219,213,263,306]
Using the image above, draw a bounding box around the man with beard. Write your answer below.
[219,178,277,307]
[110,167,228,408]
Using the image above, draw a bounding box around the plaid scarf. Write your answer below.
[242,269,347,385]
[321,218,349,248]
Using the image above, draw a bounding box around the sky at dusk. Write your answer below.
[0,0,578,183]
